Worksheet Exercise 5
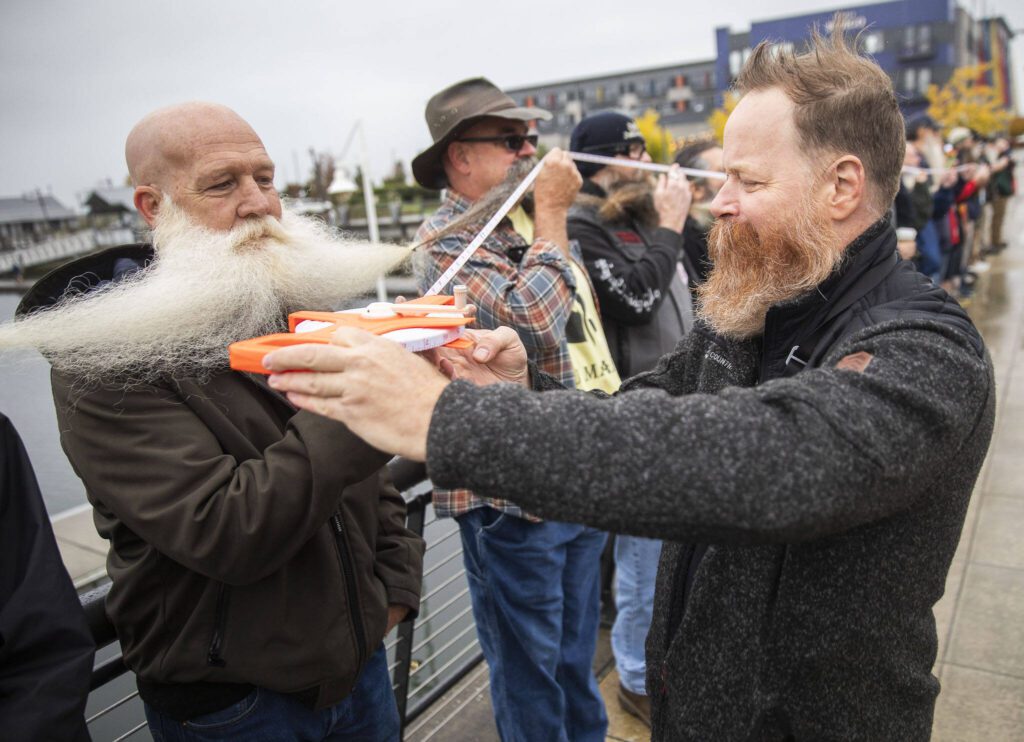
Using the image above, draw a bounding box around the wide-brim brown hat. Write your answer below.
[412,77,551,190]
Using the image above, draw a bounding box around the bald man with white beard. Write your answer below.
[6,103,424,741]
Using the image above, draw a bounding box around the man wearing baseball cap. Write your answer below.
[568,111,694,727]
[412,78,611,741]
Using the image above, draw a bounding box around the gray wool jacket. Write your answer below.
[425,223,995,741]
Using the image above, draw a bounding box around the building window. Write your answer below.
[729,50,742,77]
[903,68,917,94]
[917,25,932,54]
[903,25,916,54]
[917,67,931,95]
[862,31,884,55]
[595,86,605,103]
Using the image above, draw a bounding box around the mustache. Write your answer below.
[416,157,537,246]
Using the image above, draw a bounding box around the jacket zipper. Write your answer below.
[331,510,367,670]
[207,583,230,667]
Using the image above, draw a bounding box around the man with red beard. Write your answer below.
[5,102,424,741]
[263,23,995,742]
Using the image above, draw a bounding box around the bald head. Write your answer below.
[126,102,249,187]
[126,102,281,231]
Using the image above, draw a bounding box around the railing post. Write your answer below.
[394,492,429,738]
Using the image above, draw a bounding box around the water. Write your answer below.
[0,292,86,515]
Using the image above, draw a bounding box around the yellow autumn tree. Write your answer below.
[706,92,740,145]
[636,109,676,164]
[926,64,1012,138]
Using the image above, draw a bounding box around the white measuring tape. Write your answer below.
[902,163,973,176]
[423,152,721,296]
[423,151,974,296]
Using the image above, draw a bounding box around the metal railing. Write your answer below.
[0,227,135,274]
[81,457,484,740]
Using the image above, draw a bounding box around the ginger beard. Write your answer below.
[0,200,410,385]
[697,188,843,339]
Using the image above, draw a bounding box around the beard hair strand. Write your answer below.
[697,193,844,339]
[0,200,410,386]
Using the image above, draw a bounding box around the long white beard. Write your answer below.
[0,200,410,385]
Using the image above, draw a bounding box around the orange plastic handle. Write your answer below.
[229,295,473,374]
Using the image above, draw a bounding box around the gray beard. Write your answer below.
[1,200,410,387]
[419,157,537,245]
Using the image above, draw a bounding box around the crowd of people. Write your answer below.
[0,16,1014,742]
[897,116,1016,301]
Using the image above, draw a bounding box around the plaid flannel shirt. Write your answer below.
[414,189,578,520]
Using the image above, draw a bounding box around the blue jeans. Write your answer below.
[457,507,608,742]
[915,220,942,282]
[611,535,662,694]
[144,645,399,741]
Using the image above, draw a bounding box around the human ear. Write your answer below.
[826,156,865,221]
[133,186,163,228]
[446,143,472,177]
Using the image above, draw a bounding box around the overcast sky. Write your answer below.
[2,0,1021,207]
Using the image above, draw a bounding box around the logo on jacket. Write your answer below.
[706,350,734,372]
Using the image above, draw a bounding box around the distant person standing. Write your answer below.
[988,136,1014,252]
[567,111,695,728]
[674,139,725,288]
[0,411,94,742]
[412,77,611,742]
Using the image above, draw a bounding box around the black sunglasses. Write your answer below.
[457,133,539,152]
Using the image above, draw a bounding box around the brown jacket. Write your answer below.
[27,245,424,709]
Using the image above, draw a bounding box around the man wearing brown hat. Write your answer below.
[412,77,611,741]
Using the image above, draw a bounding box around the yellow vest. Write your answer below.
[508,207,621,393]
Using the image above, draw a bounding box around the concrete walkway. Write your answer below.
[928,197,1024,740]
[52,504,108,590]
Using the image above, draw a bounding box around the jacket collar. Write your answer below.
[759,218,895,376]
[17,242,153,316]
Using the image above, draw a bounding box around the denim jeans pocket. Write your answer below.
[480,510,508,535]
[183,688,261,730]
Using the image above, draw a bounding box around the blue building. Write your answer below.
[508,0,1015,148]
[715,0,1016,115]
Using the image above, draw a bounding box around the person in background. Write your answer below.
[987,136,1014,253]
[674,139,726,288]
[567,111,694,728]
[0,411,94,742]
[412,77,610,742]
[905,115,942,278]
[947,127,991,297]
[893,141,933,262]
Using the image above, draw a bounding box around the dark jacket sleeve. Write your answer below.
[569,216,683,326]
[371,468,425,614]
[0,414,93,742]
[932,185,956,219]
[51,373,392,586]
[427,321,992,544]
[910,183,933,231]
